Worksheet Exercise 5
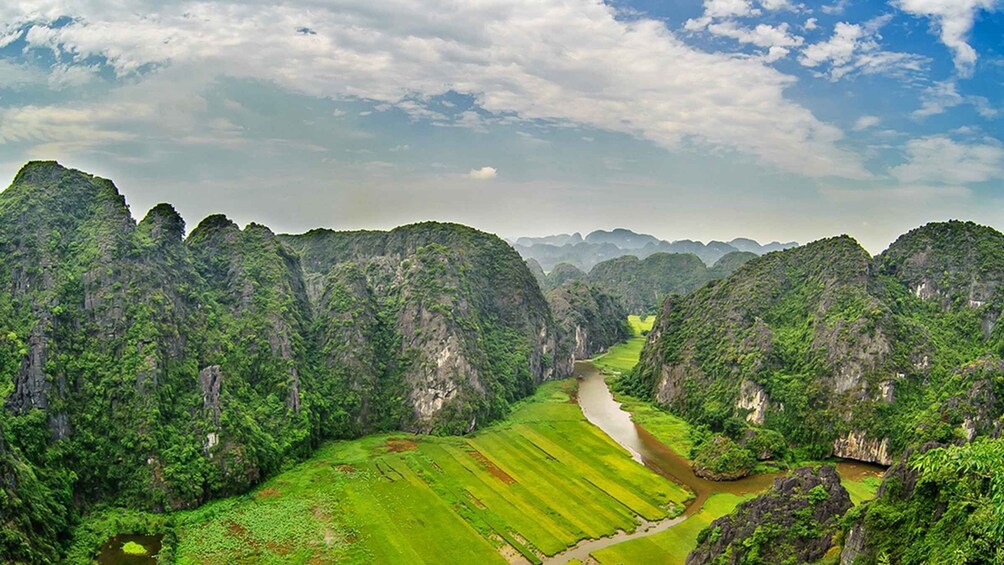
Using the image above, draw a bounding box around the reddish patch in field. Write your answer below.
[567,385,579,404]
[337,464,356,473]
[467,449,517,485]
[385,438,418,452]
[466,490,487,509]
[224,520,260,550]
[256,487,281,499]
[266,540,293,555]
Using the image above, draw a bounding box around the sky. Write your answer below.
[0,0,1001,253]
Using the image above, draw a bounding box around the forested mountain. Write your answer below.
[626,221,1004,467]
[546,281,632,360]
[0,162,570,560]
[624,222,1004,564]
[583,228,661,249]
[587,253,706,313]
[514,228,797,271]
[540,251,756,314]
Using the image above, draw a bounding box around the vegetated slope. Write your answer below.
[686,466,852,565]
[525,258,547,288]
[626,222,1004,468]
[581,251,755,315]
[539,252,755,315]
[0,162,568,560]
[840,438,1004,564]
[584,228,661,249]
[545,262,587,288]
[281,223,568,434]
[707,251,758,279]
[513,241,625,272]
[588,253,710,314]
[547,281,632,360]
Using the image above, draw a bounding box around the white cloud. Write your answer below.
[47,62,99,90]
[894,0,999,77]
[803,18,818,31]
[0,0,868,178]
[799,18,929,80]
[0,59,45,89]
[820,183,972,203]
[706,0,759,18]
[764,46,790,62]
[913,80,963,117]
[706,21,804,50]
[853,115,881,130]
[759,0,794,10]
[820,0,851,15]
[891,136,1004,185]
[0,103,148,146]
[467,166,497,180]
[913,80,999,118]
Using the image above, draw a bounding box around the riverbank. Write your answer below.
[81,378,689,564]
[80,315,882,565]
[579,316,884,564]
[572,362,883,564]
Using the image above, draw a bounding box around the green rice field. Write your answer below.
[169,379,691,564]
[592,315,654,375]
[591,493,749,564]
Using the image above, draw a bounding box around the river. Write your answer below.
[545,361,884,564]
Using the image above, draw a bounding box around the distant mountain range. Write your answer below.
[511,229,798,271]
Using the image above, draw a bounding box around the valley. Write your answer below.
[83,314,881,565]
[0,163,1001,565]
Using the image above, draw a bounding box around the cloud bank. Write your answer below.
[0,0,868,179]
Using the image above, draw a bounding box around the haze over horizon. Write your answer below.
[1,0,1001,253]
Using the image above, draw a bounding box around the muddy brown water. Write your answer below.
[96,534,162,565]
[546,361,886,563]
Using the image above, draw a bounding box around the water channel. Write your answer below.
[546,361,884,563]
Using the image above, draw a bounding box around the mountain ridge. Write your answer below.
[0,161,574,560]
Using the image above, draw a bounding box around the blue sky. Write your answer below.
[0,0,1001,252]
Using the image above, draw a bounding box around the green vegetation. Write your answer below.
[593,315,654,374]
[691,434,756,481]
[142,379,690,564]
[612,396,696,459]
[0,162,571,559]
[627,225,1004,465]
[688,466,852,565]
[585,252,755,315]
[840,476,880,507]
[122,541,147,555]
[844,438,1004,564]
[63,508,175,563]
[592,493,749,564]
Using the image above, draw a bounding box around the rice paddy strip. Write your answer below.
[170,379,685,564]
[590,493,750,565]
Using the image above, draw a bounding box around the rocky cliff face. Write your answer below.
[0,162,569,556]
[628,224,1004,463]
[546,281,631,361]
[688,466,852,565]
[282,222,566,433]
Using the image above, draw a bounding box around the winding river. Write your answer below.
[545,361,884,564]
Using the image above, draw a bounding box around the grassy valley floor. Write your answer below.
[78,314,879,564]
[117,379,691,564]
